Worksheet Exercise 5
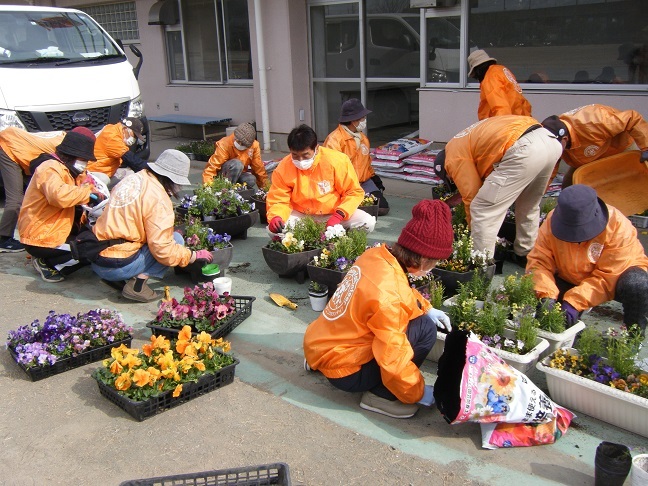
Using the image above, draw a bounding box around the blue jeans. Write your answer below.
[327,314,437,401]
[91,232,184,281]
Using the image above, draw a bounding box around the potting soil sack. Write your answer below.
[434,330,574,449]
[374,138,432,160]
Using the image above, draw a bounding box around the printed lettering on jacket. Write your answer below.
[317,180,332,195]
[360,143,370,155]
[323,265,361,321]
[583,145,600,157]
[110,173,142,208]
[587,242,603,263]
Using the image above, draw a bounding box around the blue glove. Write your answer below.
[640,150,648,162]
[427,307,451,332]
[562,300,580,327]
[418,385,435,406]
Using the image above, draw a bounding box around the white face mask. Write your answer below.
[73,160,87,172]
[124,136,136,147]
[234,141,248,151]
[355,119,367,131]
[292,149,316,171]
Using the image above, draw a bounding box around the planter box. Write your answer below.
[147,296,255,340]
[307,263,347,298]
[202,211,259,240]
[432,264,495,296]
[537,350,648,438]
[9,337,132,382]
[359,204,379,217]
[95,357,239,421]
[506,319,586,360]
[498,220,516,242]
[629,214,648,229]
[119,462,291,486]
[262,246,321,284]
[250,196,267,224]
[427,329,549,375]
[236,188,255,201]
[174,243,234,283]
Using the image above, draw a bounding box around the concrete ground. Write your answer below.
[0,134,646,486]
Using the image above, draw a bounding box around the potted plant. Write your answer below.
[306,225,369,296]
[92,327,238,421]
[498,205,516,242]
[250,183,270,224]
[358,193,379,217]
[176,217,234,282]
[308,281,329,312]
[537,325,648,438]
[262,217,326,283]
[493,237,511,274]
[6,308,133,381]
[146,282,255,340]
[432,226,495,296]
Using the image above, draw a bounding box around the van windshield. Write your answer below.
[0,10,123,65]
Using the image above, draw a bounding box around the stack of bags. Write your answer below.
[371,138,443,185]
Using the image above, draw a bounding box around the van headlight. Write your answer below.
[127,96,144,118]
[0,110,25,131]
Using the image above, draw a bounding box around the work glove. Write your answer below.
[427,307,451,332]
[88,191,106,207]
[194,249,214,263]
[561,300,580,327]
[641,150,648,162]
[326,211,344,228]
[417,385,435,407]
[269,216,285,234]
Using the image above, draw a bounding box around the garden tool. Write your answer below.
[270,293,298,310]
[572,151,648,216]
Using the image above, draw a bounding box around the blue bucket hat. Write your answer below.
[551,185,609,242]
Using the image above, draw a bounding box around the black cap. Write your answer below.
[433,149,456,192]
[57,132,96,161]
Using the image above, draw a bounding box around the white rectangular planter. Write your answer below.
[536,321,586,360]
[426,330,549,375]
[629,214,648,229]
[537,351,648,438]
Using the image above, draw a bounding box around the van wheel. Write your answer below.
[370,88,410,127]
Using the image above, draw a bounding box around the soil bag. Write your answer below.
[434,330,574,449]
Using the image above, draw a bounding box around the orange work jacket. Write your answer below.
[86,123,129,177]
[323,125,375,183]
[202,134,267,188]
[527,206,648,311]
[303,245,432,403]
[266,146,364,222]
[0,127,65,175]
[445,116,540,223]
[18,160,92,247]
[93,170,192,267]
[478,65,532,120]
[559,104,648,168]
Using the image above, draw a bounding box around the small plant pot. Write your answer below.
[359,204,379,217]
[594,441,632,486]
[308,289,329,312]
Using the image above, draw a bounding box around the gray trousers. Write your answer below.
[0,148,26,239]
[221,159,258,191]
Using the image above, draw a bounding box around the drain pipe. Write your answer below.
[253,0,271,151]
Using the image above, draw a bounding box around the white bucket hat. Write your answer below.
[147,149,191,185]
[467,49,497,78]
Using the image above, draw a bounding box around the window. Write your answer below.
[166,0,252,84]
[468,0,648,86]
[80,2,139,42]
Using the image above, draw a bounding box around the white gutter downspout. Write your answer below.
[253,0,271,151]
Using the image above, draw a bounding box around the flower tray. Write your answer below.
[96,358,239,421]
[629,214,648,229]
[146,296,255,340]
[427,330,549,375]
[119,462,291,485]
[9,337,133,382]
[537,350,648,438]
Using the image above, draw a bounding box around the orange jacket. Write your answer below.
[266,146,364,222]
[86,123,129,177]
[527,206,648,311]
[18,160,93,247]
[93,170,192,267]
[445,116,540,223]
[303,245,432,403]
[202,134,267,188]
[0,127,65,175]
[559,104,648,168]
[478,65,532,120]
[323,125,375,183]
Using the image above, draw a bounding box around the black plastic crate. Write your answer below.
[147,296,255,340]
[9,337,132,382]
[119,462,291,485]
[95,357,239,421]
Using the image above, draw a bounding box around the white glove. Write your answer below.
[417,385,435,406]
[427,307,451,332]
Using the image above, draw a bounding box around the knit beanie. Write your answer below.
[234,123,256,147]
[71,126,96,142]
[397,199,453,259]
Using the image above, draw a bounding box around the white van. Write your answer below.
[0,5,149,157]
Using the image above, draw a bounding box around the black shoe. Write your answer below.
[0,237,25,252]
[508,251,528,269]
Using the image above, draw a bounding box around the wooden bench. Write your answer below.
[148,114,232,140]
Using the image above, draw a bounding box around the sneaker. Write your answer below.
[32,258,64,283]
[0,237,25,253]
[359,391,419,419]
[303,358,313,372]
[122,277,160,303]
[100,279,127,292]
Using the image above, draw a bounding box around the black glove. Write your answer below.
[641,150,648,163]
[121,150,148,172]
[371,174,386,192]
